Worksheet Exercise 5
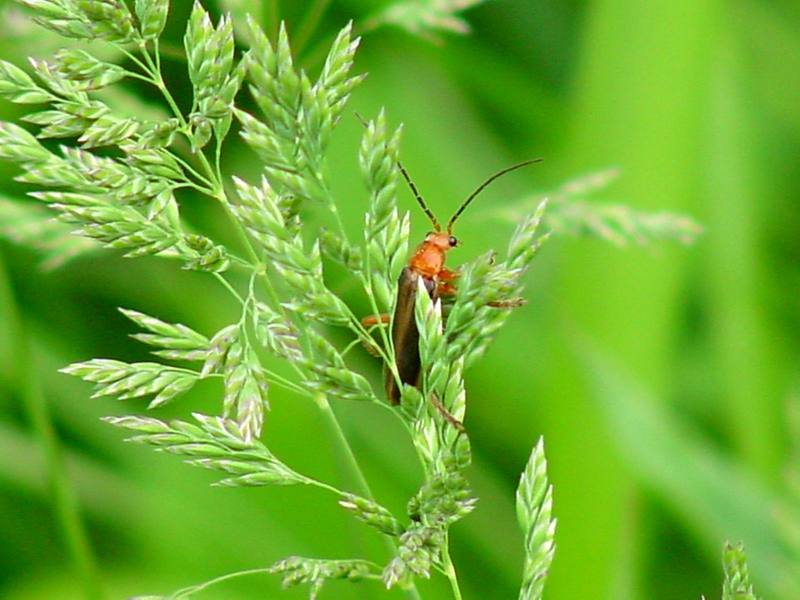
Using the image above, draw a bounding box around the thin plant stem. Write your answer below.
[0,259,102,600]
[314,394,422,600]
[212,272,246,305]
[441,535,463,600]
[169,561,383,599]
[169,567,274,599]
[314,394,375,498]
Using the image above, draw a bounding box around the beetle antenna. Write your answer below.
[446,158,543,233]
[397,161,440,231]
[353,112,441,231]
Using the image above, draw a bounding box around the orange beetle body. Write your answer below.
[383,159,542,405]
[409,232,459,281]
[386,233,459,404]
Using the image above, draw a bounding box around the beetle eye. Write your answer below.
[449,236,458,247]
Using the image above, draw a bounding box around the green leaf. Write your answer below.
[315,23,364,124]
[184,2,215,87]
[221,339,269,442]
[383,523,443,587]
[76,0,138,43]
[17,0,94,39]
[79,114,140,148]
[25,110,90,139]
[338,493,404,537]
[360,111,406,310]
[445,200,548,367]
[182,233,231,273]
[577,342,791,595]
[414,276,447,395]
[408,469,476,527]
[299,329,376,402]
[185,2,237,123]
[244,18,300,144]
[32,190,182,258]
[252,302,304,363]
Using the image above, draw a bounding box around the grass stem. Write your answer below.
[441,536,463,600]
[314,395,422,600]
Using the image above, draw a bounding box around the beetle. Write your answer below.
[365,158,542,406]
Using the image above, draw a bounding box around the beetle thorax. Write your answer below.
[409,232,454,278]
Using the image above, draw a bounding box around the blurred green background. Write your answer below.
[1,0,799,598]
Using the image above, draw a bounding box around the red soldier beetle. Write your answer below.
[363,156,543,406]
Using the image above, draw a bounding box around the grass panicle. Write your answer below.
[0,2,713,599]
[516,437,556,600]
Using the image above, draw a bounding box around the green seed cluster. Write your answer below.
[103,413,307,488]
[338,493,404,537]
[721,542,759,600]
[516,438,556,600]
[269,556,379,599]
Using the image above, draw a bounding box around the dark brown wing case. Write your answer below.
[386,266,438,404]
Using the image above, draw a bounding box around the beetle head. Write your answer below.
[425,231,458,251]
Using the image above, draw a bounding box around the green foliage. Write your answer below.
[0,2,721,600]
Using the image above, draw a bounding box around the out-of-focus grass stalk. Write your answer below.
[548,0,721,597]
[0,256,102,600]
[705,26,783,476]
[440,536,463,600]
[294,0,333,57]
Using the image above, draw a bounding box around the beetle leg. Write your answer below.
[430,392,465,433]
[437,280,458,296]
[439,268,460,281]
[361,338,383,358]
[359,315,388,358]
[488,298,527,308]
[361,314,390,327]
